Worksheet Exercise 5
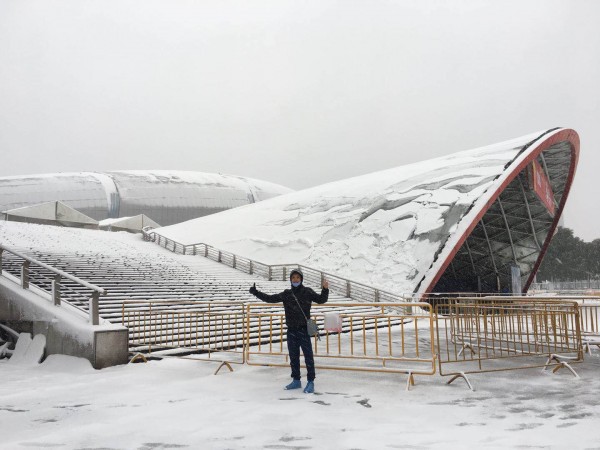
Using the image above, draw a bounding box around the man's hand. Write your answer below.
[249,283,258,295]
[322,279,329,289]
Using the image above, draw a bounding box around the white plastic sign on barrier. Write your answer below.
[324,312,343,333]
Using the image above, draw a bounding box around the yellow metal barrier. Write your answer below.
[435,297,583,388]
[122,301,246,373]
[244,302,436,389]
[577,299,600,354]
[120,297,592,387]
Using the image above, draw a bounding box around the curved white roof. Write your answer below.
[0,170,292,226]
[157,128,579,295]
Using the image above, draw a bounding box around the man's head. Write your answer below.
[290,269,303,287]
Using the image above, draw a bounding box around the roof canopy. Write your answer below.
[0,171,292,226]
[155,128,579,295]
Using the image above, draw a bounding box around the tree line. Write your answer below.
[536,227,600,281]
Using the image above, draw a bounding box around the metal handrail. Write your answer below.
[0,243,106,325]
[142,228,414,305]
[141,230,568,304]
[531,280,600,291]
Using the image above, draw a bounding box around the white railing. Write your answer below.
[0,244,106,325]
[531,280,600,292]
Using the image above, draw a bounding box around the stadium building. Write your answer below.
[0,170,293,227]
[156,128,580,295]
[0,127,581,369]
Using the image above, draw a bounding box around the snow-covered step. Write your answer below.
[1,222,357,353]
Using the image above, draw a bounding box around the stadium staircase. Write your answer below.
[1,224,409,357]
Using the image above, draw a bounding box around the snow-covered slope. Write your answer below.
[157,131,553,295]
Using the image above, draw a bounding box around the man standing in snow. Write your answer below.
[249,268,329,394]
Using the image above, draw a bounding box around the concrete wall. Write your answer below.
[0,274,128,369]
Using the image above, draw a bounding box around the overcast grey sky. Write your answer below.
[1,0,599,240]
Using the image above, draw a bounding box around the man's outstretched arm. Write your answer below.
[249,283,285,303]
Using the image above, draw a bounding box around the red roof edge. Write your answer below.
[422,128,580,295]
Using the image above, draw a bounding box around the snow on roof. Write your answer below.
[155,129,579,295]
[99,214,161,231]
[0,170,293,226]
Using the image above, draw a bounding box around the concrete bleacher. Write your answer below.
[1,223,366,357]
[0,248,347,316]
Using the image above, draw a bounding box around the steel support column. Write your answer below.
[518,175,542,250]
[497,197,518,265]
[465,239,478,276]
[480,218,499,276]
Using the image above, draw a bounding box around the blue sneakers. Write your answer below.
[285,379,302,390]
[303,381,314,394]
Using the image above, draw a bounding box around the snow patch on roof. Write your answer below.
[157,131,550,294]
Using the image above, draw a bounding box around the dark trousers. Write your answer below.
[287,328,315,381]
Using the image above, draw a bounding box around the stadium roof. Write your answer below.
[0,170,292,226]
[156,128,580,295]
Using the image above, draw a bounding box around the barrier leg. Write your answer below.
[543,354,580,379]
[446,372,474,391]
[583,340,600,355]
[405,371,415,391]
[129,353,148,364]
[458,343,477,357]
[214,361,233,375]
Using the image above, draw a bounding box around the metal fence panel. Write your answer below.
[578,299,600,354]
[122,301,246,366]
[245,302,436,377]
[436,298,583,377]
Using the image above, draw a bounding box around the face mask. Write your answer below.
[291,281,301,287]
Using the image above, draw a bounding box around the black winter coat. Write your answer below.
[252,284,329,330]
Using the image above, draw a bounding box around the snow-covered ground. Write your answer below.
[2,353,600,449]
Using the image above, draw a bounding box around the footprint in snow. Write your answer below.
[506,423,543,431]
[357,399,372,408]
[280,435,312,442]
[0,407,28,413]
